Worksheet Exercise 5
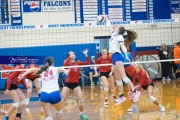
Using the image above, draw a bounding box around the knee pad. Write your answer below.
[104,86,109,91]
[116,80,123,85]
[122,77,130,83]
[56,109,62,114]
[78,100,84,106]
[21,99,27,104]
[45,117,53,120]
[27,88,32,92]
[13,102,20,108]
[149,96,156,102]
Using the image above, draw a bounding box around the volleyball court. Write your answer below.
[0,17,180,120]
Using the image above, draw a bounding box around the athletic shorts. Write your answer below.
[142,82,154,90]
[40,91,61,104]
[64,82,79,90]
[4,83,18,90]
[112,52,124,65]
[27,77,39,81]
[100,71,112,78]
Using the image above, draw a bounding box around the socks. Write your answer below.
[16,112,22,118]
[119,93,124,98]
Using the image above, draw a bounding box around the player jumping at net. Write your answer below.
[128,62,166,112]
[2,64,30,120]
[61,49,90,120]
[93,48,117,106]
[104,15,140,104]
[24,62,41,106]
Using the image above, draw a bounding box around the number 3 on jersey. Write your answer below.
[44,69,53,77]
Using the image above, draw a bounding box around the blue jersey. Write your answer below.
[121,52,134,67]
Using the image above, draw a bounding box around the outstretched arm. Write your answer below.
[104,15,113,32]
[18,68,40,80]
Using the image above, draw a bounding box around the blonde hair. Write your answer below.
[133,62,149,78]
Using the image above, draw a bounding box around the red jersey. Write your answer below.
[125,66,135,76]
[25,65,40,79]
[64,57,90,83]
[132,69,152,91]
[6,65,26,90]
[95,56,112,72]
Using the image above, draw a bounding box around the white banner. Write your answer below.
[42,0,73,12]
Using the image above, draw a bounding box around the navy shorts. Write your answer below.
[4,83,18,90]
[40,91,61,104]
[100,71,112,78]
[142,82,154,90]
[64,82,79,90]
[112,52,124,65]
[27,77,39,81]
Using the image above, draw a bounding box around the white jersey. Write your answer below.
[40,66,59,93]
[109,31,124,54]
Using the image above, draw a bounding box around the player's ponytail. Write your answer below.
[125,29,137,43]
[37,56,54,74]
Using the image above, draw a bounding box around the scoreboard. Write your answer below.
[75,0,171,23]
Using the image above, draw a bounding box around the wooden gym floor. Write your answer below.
[0,80,180,120]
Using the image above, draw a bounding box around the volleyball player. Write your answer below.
[2,64,30,120]
[61,49,90,120]
[18,56,69,120]
[94,48,117,106]
[25,63,41,105]
[104,15,140,104]
[128,63,166,112]
[0,105,6,115]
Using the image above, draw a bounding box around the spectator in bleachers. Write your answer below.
[174,42,180,79]
[158,44,171,84]
[172,43,178,78]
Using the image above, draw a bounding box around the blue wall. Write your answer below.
[0,43,97,90]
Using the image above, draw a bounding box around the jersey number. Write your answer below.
[44,69,53,77]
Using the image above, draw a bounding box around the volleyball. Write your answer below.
[97,15,106,22]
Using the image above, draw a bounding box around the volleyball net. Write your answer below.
[0,19,180,79]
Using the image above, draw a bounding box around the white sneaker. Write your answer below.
[162,80,165,84]
[166,77,171,84]
[104,99,109,106]
[115,96,126,106]
[132,91,140,103]
[160,106,166,112]
[26,99,30,106]
[128,91,133,100]
[128,106,139,112]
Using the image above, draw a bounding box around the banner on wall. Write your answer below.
[42,0,73,12]
[23,0,41,12]
[171,0,180,14]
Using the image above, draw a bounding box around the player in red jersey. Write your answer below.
[2,64,30,120]
[94,48,117,106]
[25,63,41,105]
[61,49,90,120]
[128,62,166,112]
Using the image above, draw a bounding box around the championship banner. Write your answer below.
[42,0,73,12]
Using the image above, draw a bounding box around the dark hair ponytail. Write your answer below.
[37,56,54,74]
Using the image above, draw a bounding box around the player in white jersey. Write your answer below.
[18,56,69,120]
[104,15,140,105]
